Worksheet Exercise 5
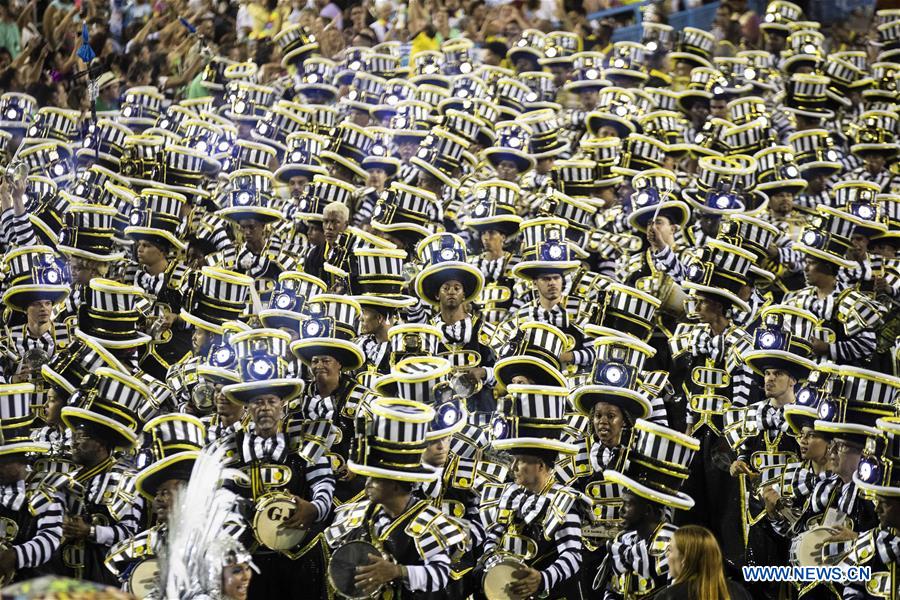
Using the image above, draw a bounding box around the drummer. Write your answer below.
[220,328,335,600]
[480,384,587,600]
[324,398,467,599]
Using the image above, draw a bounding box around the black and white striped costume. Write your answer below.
[0,478,64,580]
[605,522,677,600]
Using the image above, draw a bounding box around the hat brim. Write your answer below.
[216,206,284,224]
[493,355,566,389]
[355,294,417,310]
[222,378,305,404]
[853,475,900,498]
[814,419,879,444]
[0,441,51,458]
[681,188,745,215]
[604,469,695,510]
[682,282,751,314]
[321,151,369,180]
[464,215,522,236]
[415,262,484,307]
[134,451,199,499]
[274,163,328,183]
[60,406,137,449]
[179,308,230,336]
[408,156,460,188]
[73,326,151,350]
[511,260,580,281]
[572,385,652,420]
[347,459,439,483]
[850,143,900,157]
[784,405,818,435]
[290,338,365,371]
[493,437,577,455]
[484,149,536,173]
[257,309,304,332]
[628,201,690,232]
[792,242,857,270]
[743,350,817,380]
[57,244,125,263]
[124,227,187,251]
[2,285,70,313]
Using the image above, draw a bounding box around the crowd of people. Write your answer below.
[0,0,898,598]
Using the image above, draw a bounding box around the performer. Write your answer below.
[324,397,467,599]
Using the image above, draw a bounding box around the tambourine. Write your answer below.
[328,540,385,600]
[126,558,160,599]
[790,526,839,567]
[252,492,307,551]
[482,554,529,600]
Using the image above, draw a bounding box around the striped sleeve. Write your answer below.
[304,454,335,522]
[652,246,687,282]
[539,508,582,594]
[405,551,452,592]
[731,363,754,409]
[14,492,63,569]
[9,212,38,246]
[830,330,877,365]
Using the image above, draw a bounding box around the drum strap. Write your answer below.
[249,464,264,500]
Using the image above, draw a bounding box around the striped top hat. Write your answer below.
[274,132,328,183]
[604,41,649,83]
[76,279,151,348]
[754,146,806,194]
[1,245,70,313]
[671,27,715,68]
[160,145,220,194]
[586,88,639,138]
[297,57,339,103]
[713,57,754,95]
[224,82,275,123]
[223,61,259,85]
[831,180,884,225]
[222,328,305,404]
[371,181,441,242]
[23,107,80,144]
[387,323,443,367]
[738,50,781,91]
[781,30,825,73]
[643,22,674,54]
[517,215,569,250]
[640,87,681,112]
[589,282,661,343]
[409,51,446,87]
[441,38,475,76]
[815,366,900,442]
[181,267,253,335]
[627,168,690,232]
[494,321,568,389]
[851,110,900,157]
[761,0,803,32]
[783,73,834,119]
[16,140,74,184]
[823,57,872,100]
[509,29,546,69]
[464,179,522,236]
[388,100,434,140]
[67,164,126,204]
[676,67,728,114]
[120,87,165,129]
[342,73,387,115]
[491,384,576,458]
[275,24,319,67]
[539,31,581,65]
[24,176,64,245]
[219,140,277,176]
[717,214,780,268]
[0,383,49,457]
[784,364,837,434]
[573,335,655,420]
[613,133,668,177]
[147,105,194,138]
[120,134,164,184]
[863,62,899,104]
[438,109,488,148]
[373,357,464,441]
[57,203,124,262]
[0,92,36,132]
[259,270,326,332]
[877,19,900,52]
[78,119,132,168]
[41,331,126,395]
[854,417,900,498]
[371,79,417,122]
[682,239,755,313]
[743,307,818,380]
[727,96,768,127]
[408,127,469,187]
[250,105,308,154]
[536,189,597,240]
[493,77,532,117]
[124,188,189,251]
[682,154,759,215]
[216,168,281,224]
[787,129,843,177]
[290,294,364,370]
[348,397,438,482]
[484,121,535,173]
[793,207,861,269]
[442,75,490,109]
[414,232,483,307]
[720,118,776,157]
[134,413,205,499]
[638,111,690,155]
[511,224,580,281]
[362,129,401,177]
[605,419,700,510]
[364,52,401,79]
[320,121,376,180]
[335,47,369,86]
[199,57,233,91]
[354,246,412,299]
[519,71,558,111]
[61,367,154,449]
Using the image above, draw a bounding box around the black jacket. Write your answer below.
[656,579,752,600]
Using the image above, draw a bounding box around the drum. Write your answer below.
[790,526,839,566]
[328,540,384,600]
[482,554,529,600]
[252,493,307,551]
[127,558,159,598]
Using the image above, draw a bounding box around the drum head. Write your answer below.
[253,496,307,550]
[482,556,527,600]
[128,559,160,599]
[791,527,835,567]
[329,540,380,599]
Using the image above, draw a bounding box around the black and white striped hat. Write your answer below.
[16,140,74,184]
[613,133,668,176]
[41,330,127,395]
[409,51,446,87]
[133,413,206,498]
[408,127,469,187]
[274,24,319,67]
[464,179,522,236]
[441,38,475,76]
[119,134,164,184]
[494,77,532,116]
[643,22,674,54]
[851,110,900,156]
[781,30,824,73]
[682,239,755,313]
[605,418,700,509]
[484,121,535,173]
[854,416,900,498]
[259,270,327,332]
[574,335,655,419]
[671,27,715,68]
[78,119,132,168]
[754,146,806,193]
[509,28,546,69]
[720,118,775,156]
[438,75,490,114]
[783,73,834,119]
[348,397,438,482]
[793,206,859,270]
[321,122,376,180]
[727,97,768,126]
[415,83,451,109]
[181,119,234,162]
[494,321,568,389]
[0,92,36,132]
[221,139,278,174]
[24,175,64,245]
[291,294,364,369]
[274,132,329,183]
[760,0,803,32]
[0,383,47,457]
[743,306,818,379]
[371,79,417,122]
[387,323,443,367]
[224,82,275,122]
[589,282,661,342]
[216,167,281,224]
[491,383,576,457]
[120,87,165,129]
[251,105,308,153]
[23,107,80,145]
[57,202,124,262]
[539,31,581,65]
[125,187,189,251]
[604,41,649,84]
[787,128,843,176]
[76,278,150,348]
[354,246,409,296]
[683,154,759,215]
[638,110,689,154]
[414,232,483,307]
[297,57,339,102]
[816,366,900,433]
[222,328,305,404]
[520,71,558,110]
[61,366,154,449]
[537,189,597,237]
[181,266,254,335]
[161,145,220,192]
[717,214,780,266]
[1,245,70,313]
[863,62,899,104]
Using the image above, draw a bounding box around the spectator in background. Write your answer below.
[482,39,507,66]
[0,0,22,58]
[95,72,122,112]
[659,526,752,600]
[315,0,343,31]
[370,1,393,41]
[248,0,281,39]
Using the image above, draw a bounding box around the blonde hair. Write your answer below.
[672,525,730,600]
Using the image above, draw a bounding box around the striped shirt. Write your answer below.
[0,480,64,569]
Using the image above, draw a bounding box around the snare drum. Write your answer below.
[127,558,160,598]
[252,493,307,551]
[328,540,383,600]
[482,554,529,600]
[790,526,837,566]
